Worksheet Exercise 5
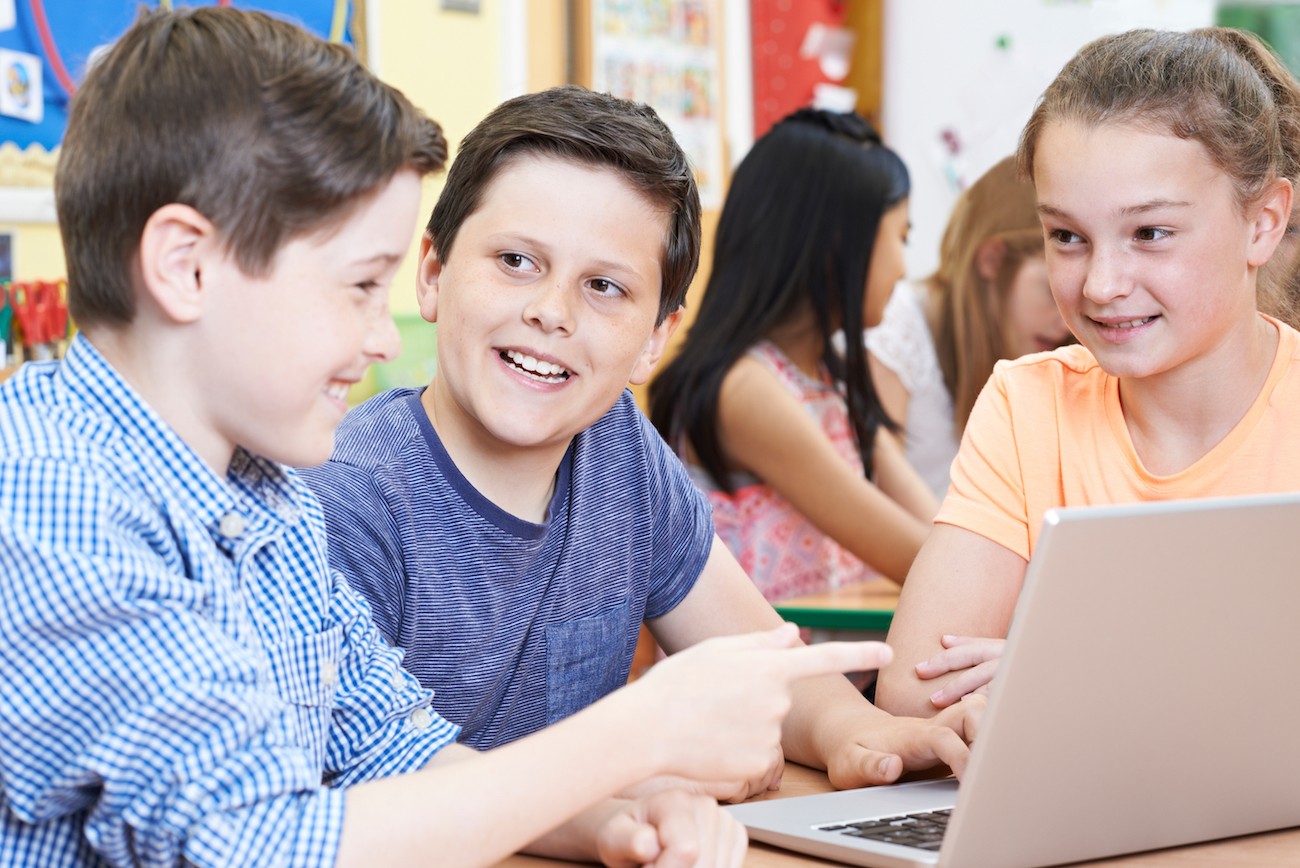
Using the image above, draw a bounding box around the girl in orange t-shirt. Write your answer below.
[877,27,1300,718]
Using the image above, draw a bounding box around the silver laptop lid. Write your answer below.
[941,492,1300,867]
[728,493,1300,868]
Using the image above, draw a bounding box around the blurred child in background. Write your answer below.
[650,108,936,600]
[866,156,1071,499]
[877,26,1300,717]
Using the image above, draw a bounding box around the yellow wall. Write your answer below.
[0,144,64,281]
[0,221,62,281]
[373,1,508,317]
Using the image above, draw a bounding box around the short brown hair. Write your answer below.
[56,6,447,329]
[426,85,700,325]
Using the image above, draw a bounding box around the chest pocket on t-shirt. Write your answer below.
[545,597,632,725]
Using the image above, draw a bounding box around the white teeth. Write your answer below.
[504,349,570,381]
[1109,317,1153,329]
[326,383,350,401]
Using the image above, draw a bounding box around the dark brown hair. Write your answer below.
[56,6,447,329]
[426,85,700,325]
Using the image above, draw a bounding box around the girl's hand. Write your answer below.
[819,695,985,790]
[594,790,747,868]
[914,635,1005,709]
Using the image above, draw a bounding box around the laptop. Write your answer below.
[727,492,1300,867]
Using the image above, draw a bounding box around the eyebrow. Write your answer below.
[350,252,405,267]
[1037,199,1192,220]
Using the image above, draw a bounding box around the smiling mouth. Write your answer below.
[325,382,351,402]
[1097,317,1156,329]
[501,349,572,383]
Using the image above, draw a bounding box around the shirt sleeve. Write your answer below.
[633,397,716,619]
[323,567,459,787]
[934,362,1034,560]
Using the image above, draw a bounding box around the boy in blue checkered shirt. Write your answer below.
[0,7,892,866]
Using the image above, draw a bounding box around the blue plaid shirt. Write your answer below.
[0,336,459,866]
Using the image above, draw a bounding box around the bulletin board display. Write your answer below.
[0,1,361,152]
[590,0,726,208]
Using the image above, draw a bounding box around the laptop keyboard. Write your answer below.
[817,808,951,851]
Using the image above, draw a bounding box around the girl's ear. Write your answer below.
[137,203,218,324]
[629,306,684,386]
[415,233,441,324]
[974,237,1007,281]
[1248,178,1295,268]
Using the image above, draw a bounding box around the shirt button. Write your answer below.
[321,661,338,688]
[218,512,246,539]
[410,708,433,730]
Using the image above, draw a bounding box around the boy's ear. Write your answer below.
[137,203,219,324]
[629,305,684,386]
[416,234,442,324]
[1247,178,1295,268]
[974,237,1007,281]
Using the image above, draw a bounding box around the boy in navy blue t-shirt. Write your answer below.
[303,85,981,801]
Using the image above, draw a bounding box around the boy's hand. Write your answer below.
[821,695,985,790]
[630,623,893,787]
[619,751,785,804]
[915,635,1005,708]
[594,790,747,868]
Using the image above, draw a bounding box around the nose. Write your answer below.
[522,279,576,334]
[364,304,402,364]
[1081,249,1133,305]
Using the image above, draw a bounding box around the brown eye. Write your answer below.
[499,252,539,273]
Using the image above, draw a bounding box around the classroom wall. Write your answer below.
[370,0,508,319]
[880,0,1216,282]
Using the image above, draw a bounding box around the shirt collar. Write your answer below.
[58,334,304,536]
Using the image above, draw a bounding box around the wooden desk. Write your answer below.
[773,579,900,636]
[496,763,1300,866]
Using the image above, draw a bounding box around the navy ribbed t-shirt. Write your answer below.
[300,387,712,749]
